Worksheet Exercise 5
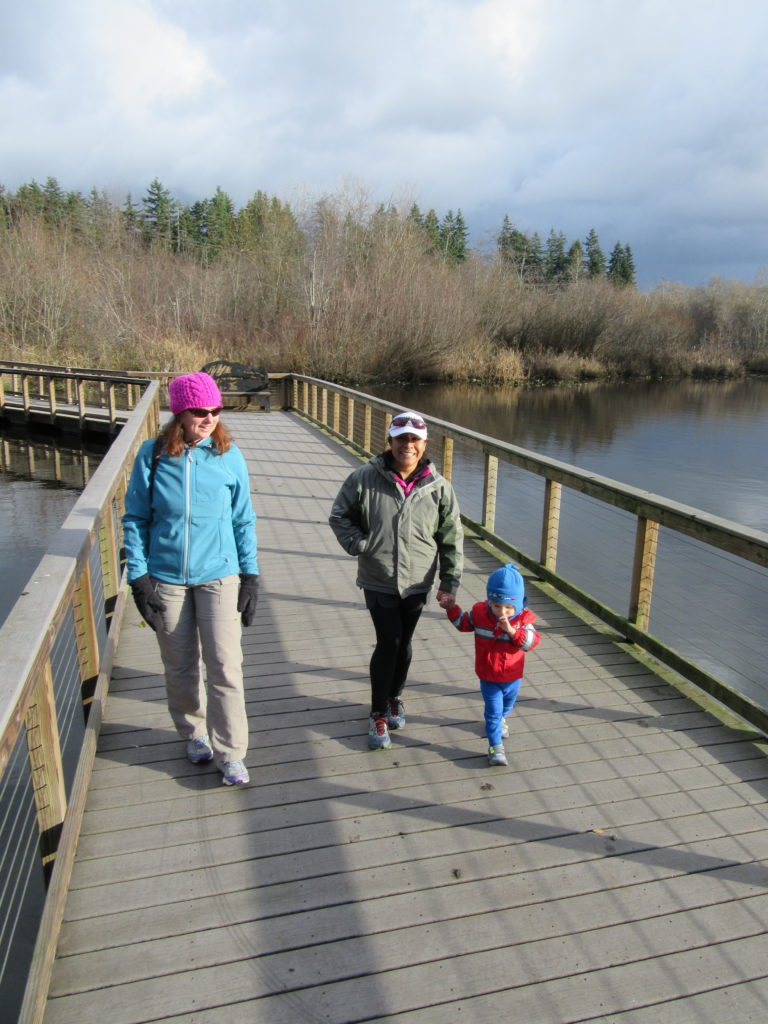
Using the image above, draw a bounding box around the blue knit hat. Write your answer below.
[486,563,525,608]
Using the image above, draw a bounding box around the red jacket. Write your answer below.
[447,601,540,683]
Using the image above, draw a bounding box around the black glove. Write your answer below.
[130,574,166,632]
[237,574,260,626]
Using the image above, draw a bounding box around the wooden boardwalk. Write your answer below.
[44,411,768,1023]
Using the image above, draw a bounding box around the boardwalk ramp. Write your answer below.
[44,411,768,1023]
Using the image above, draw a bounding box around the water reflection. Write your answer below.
[0,428,106,627]
[376,378,768,530]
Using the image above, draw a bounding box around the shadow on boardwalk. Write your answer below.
[45,412,768,1024]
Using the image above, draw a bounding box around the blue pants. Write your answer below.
[481,678,521,747]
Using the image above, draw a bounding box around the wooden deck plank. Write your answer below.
[44,411,768,1023]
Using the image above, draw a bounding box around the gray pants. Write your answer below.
[153,575,248,763]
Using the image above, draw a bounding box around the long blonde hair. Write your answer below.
[158,416,233,457]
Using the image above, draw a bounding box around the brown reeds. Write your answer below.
[1,192,767,383]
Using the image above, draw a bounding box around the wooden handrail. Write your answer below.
[0,381,160,1022]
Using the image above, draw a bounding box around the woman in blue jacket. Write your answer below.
[123,371,259,786]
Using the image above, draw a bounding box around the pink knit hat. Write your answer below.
[169,372,223,415]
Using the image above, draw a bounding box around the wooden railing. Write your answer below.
[0,381,160,1023]
[0,361,291,427]
[289,374,768,735]
[0,361,156,434]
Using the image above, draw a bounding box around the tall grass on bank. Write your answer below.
[1,196,767,383]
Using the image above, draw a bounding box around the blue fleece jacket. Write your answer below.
[123,435,258,585]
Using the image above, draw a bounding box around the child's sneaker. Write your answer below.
[387,698,406,730]
[368,714,392,750]
[186,733,213,764]
[488,744,508,767]
[220,760,250,785]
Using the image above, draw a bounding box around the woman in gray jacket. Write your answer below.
[329,410,463,749]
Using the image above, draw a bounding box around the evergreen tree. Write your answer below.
[42,176,65,226]
[64,190,88,235]
[527,232,544,282]
[439,208,468,263]
[206,186,235,254]
[85,187,115,244]
[422,208,441,255]
[566,239,583,281]
[623,245,636,287]
[606,242,636,287]
[544,229,568,282]
[584,227,606,278]
[14,180,45,218]
[497,215,514,261]
[497,216,538,281]
[122,193,141,233]
[141,178,173,249]
[407,202,424,229]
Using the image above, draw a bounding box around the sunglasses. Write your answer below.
[391,414,427,431]
[188,407,223,418]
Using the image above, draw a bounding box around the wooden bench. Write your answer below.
[201,361,271,412]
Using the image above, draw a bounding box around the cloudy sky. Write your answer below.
[2,0,767,290]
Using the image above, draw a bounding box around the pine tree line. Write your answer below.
[1,176,634,285]
[498,217,635,287]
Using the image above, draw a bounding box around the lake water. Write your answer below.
[374,378,768,532]
[0,430,105,627]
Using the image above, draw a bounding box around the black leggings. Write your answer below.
[364,589,427,716]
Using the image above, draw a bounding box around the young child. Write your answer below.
[439,562,540,766]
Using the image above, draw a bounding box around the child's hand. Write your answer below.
[436,590,455,610]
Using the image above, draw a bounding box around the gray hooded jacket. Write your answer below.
[329,453,463,597]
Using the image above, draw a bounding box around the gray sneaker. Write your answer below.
[186,733,213,764]
[221,760,250,786]
[488,744,508,767]
[368,715,392,750]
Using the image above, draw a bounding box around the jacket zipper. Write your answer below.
[182,449,192,582]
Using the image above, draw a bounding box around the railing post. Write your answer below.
[47,378,57,425]
[441,435,454,481]
[629,517,660,631]
[22,374,31,416]
[107,383,117,429]
[345,397,355,442]
[77,380,86,429]
[483,452,498,532]
[332,392,340,433]
[25,663,67,873]
[319,386,327,425]
[363,404,372,452]
[99,504,121,609]
[72,562,100,704]
[540,479,562,571]
[302,380,309,414]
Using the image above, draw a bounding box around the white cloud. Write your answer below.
[84,0,220,115]
[1,0,768,287]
